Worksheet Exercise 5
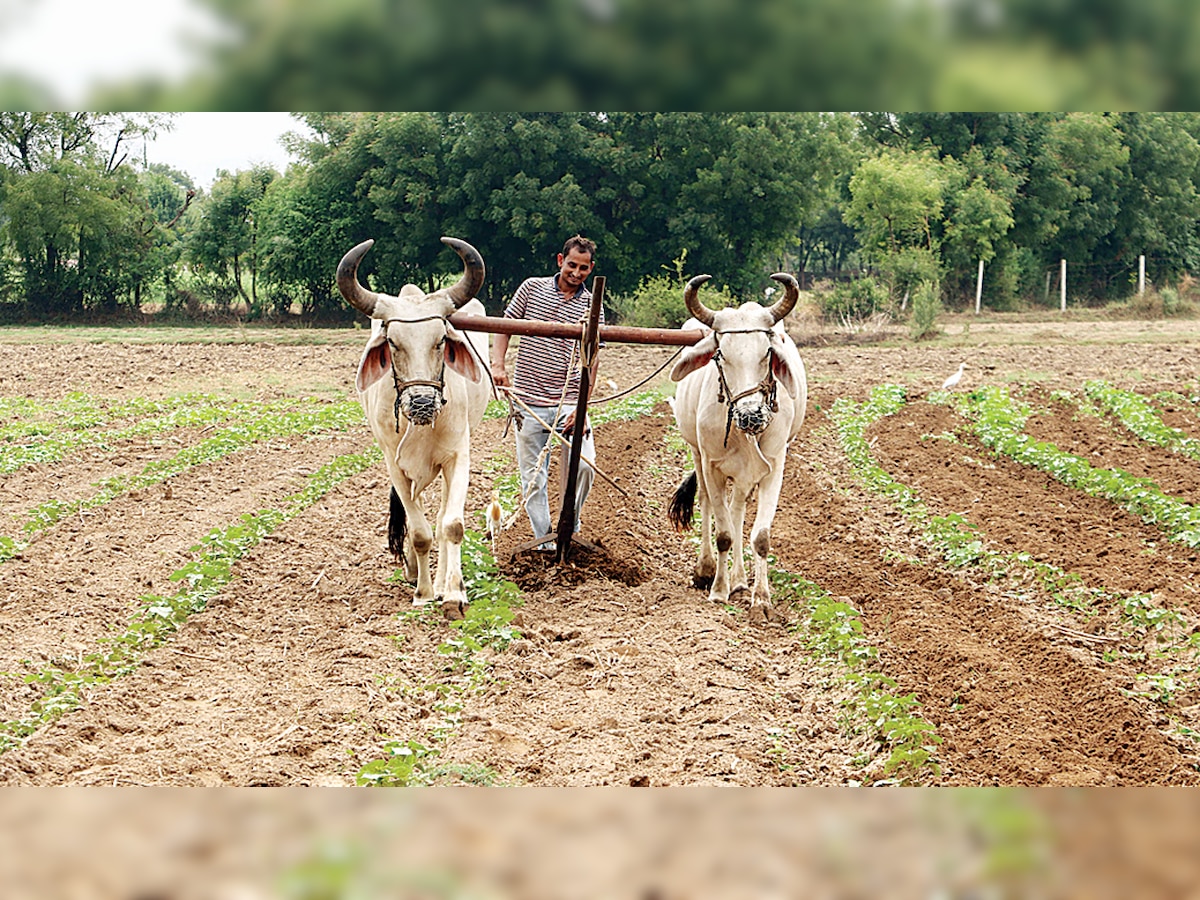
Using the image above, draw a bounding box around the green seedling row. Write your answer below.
[357,528,523,787]
[954,386,1200,549]
[833,386,1198,726]
[2,391,218,446]
[1084,380,1200,462]
[847,387,1192,637]
[0,399,367,563]
[771,569,942,783]
[0,393,347,475]
[2,395,231,474]
[0,446,381,753]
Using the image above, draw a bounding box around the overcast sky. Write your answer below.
[143,113,309,189]
[0,2,307,189]
[0,0,221,103]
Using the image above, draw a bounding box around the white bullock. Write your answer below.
[337,236,490,619]
[667,273,806,623]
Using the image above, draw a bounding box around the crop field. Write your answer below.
[0,319,1198,787]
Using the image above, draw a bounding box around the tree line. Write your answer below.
[2,112,1199,325]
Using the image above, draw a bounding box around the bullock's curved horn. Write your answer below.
[683,274,715,327]
[440,236,486,309]
[766,273,799,323]
[336,239,381,318]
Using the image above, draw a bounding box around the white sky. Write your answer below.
[0,0,224,105]
[0,3,307,189]
[143,113,310,189]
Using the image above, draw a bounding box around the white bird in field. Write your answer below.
[941,362,966,390]
[485,489,504,551]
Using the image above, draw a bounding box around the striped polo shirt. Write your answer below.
[504,274,605,407]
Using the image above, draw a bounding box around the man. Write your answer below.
[492,235,604,550]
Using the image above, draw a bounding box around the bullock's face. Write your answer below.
[716,326,777,435]
[386,317,448,425]
[356,294,483,425]
[671,304,802,438]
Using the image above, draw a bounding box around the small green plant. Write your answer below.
[929,513,987,567]
[772,569,941,783]
[1125,672,1182,705]
[908,279,942,341]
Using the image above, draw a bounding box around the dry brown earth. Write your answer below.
[0,315,1198,791]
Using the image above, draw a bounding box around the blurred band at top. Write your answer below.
[3,0,1200,110]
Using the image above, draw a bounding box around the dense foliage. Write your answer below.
[3,111,1200,323]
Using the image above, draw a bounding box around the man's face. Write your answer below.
[557,247,594,293]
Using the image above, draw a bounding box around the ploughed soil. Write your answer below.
[1,317,1199,790]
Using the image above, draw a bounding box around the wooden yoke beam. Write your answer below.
[448,312,706,347]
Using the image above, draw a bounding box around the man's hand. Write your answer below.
[560,412,589,437]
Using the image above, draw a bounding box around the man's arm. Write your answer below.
[492,333,512,389]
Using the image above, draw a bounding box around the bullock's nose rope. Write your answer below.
[710,328,779,447]
[381,315,451,433]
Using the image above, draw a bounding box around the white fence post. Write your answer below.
[1060,259,1067,311]
[975,258,984,314]
[1139,254,1146,296]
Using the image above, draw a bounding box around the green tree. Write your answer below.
[1104,112,1200,289]
[845,148,950,304]
[97,0,939,111]
[257,162,365,321]
[0,113,175,317]
[185,165,278,312]
[937,150,1016,307]
[1015,113,1128,298]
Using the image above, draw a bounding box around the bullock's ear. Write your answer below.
[769,331,805,399]
[443,332,483,383]
[670,334,717,382]
[356,330,392,393]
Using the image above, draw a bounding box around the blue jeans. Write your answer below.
[515,405,596,545]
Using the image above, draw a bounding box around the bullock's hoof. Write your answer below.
[440,599,467,621]
[748,602,788,626]
[692,571,714,590]
[728,584,751,602]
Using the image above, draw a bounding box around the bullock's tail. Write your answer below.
[388,486,408,559]
[668,471,698,532]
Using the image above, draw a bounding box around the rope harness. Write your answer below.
[710,328,779,447]
[380,315,454,433]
